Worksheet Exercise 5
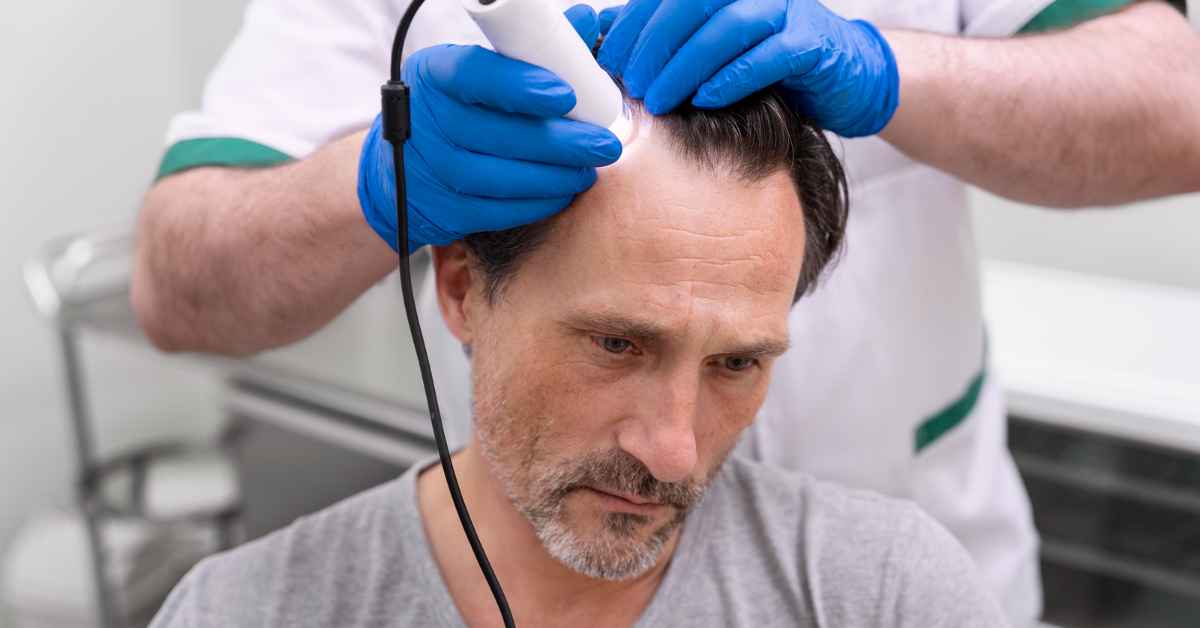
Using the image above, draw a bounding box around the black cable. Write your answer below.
[383,2,516,627]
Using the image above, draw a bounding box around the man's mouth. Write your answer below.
[581,486,667,515]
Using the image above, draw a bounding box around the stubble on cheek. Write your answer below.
[471,336,569,508]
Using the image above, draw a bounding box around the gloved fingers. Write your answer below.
[596,0,662,74]
[435,95,621,167]
[643,0,782,114]
[622,0,738,99]
[565,4,601,49]
[598,6,623,36]
[404,158,574,237]
[358,118,397,218]
[419,44,577,118]
[692,33,820,108]
[423,141,597,199]
[462,195,575,233]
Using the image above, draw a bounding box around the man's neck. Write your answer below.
[416,444,679,627]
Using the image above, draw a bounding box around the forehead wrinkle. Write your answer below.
[620,252,793,298]
[610,225,791,298]
[619,205,777,245]
[641,276,774,298]
[605,266,774,305]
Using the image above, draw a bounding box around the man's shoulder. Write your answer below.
[149,473,420,627]
[712,455,923,524]
[714,455,981,576]
[698,455,936,588]
[216,470,413,570]
[695,457,1007,626]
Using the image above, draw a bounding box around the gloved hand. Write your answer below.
[359,4,621,254]
[596,0,899,138]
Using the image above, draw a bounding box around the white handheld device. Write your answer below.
[463,0,624,128]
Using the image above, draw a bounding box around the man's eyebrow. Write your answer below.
[727,338,791,358]
[561,312,791,356]
[561,312,669,342]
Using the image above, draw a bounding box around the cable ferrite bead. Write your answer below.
[381,81,412,145]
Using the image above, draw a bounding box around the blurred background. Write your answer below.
[0,2,1197,627]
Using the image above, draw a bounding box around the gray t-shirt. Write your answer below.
[150,456,1008,627]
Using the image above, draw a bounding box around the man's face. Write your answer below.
[441,121,807,581]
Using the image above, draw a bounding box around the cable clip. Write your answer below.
[381,81,412,145]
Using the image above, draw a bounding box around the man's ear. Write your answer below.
[432,243,478,346]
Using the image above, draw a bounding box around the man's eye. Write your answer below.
[597,336,633,354]
[724,356,758,372]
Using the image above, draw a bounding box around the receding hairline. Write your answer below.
[618,94,800,183]
[462,87,848,305]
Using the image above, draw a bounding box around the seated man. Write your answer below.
[150,82,1007,627]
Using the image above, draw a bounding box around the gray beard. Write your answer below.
[477,426,708,582]
[530,498,686,581]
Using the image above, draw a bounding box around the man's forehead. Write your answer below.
[542,123,807,305]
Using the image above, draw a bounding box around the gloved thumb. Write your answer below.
[564,4,601,49]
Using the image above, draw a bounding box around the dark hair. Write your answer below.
[463,89,849,304]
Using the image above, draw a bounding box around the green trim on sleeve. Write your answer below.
[156,137,294,180]
[1019,0,1135,33]
[915,368,986,453]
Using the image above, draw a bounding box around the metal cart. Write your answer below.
[20,227,244,628]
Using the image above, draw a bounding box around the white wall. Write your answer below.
[972,190,1200,291]
[0,0,248,569]
[177,1,253,105]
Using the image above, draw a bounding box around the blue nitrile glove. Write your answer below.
[359,4,621,254]
[596,0,899,138]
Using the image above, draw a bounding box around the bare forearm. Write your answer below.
[132,130,395,355]
[880,2,1200,208]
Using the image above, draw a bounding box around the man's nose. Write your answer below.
[616,370,700,484]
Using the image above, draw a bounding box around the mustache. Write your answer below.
[545,449,706,510]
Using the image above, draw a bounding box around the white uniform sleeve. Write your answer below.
[167,0,394,160]
[160,0,491,176]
